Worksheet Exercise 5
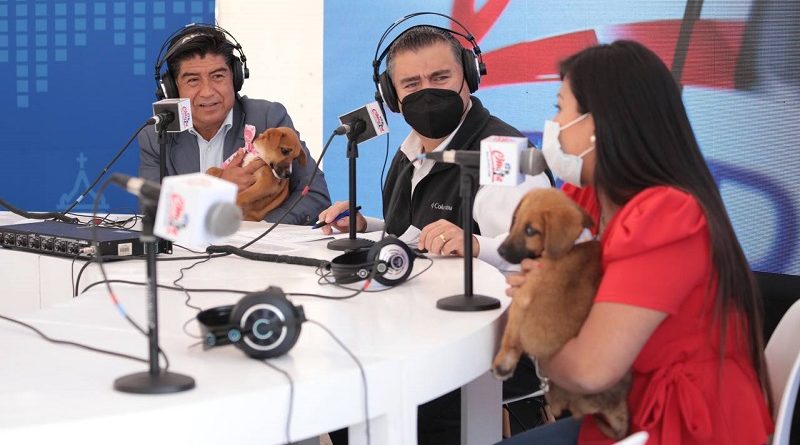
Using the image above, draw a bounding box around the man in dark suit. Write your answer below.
[138,24,330,224]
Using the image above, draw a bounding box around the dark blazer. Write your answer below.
[138,96,330,224]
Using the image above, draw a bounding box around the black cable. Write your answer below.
[380,133,391,220]
[172,255,215,339]
[208,130,337,254]
[0,314,148,364]
[71,253,80,298]
[307,319,370,445]
[314,256,434,293]
[79,279,250,297]
[73,252,230,297]
[0,198,77,223]
[91,179,171,372]
[172,255,213,312]
[60,121,149,217]
[262,360,295,445]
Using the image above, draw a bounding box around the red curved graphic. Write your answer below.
[448,0,745,91]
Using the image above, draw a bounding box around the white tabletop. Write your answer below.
[0,216,509,444]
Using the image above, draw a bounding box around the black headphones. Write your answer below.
[372,12,487,113]
[329,236,418,286]
[154,23,250,100]
[196,286,305,359]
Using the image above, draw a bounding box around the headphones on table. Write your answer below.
[329,236,419,287]
[372,12,487,113]
[154,23,250,100]
[196,286,305,359]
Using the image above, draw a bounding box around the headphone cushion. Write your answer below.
[330,249,373,284]
[159,71,179,99]
[230,287,303,359]
[231,57,244,93]
[461,47,480,93]
[369,237,415,286]
[378,70,400,113]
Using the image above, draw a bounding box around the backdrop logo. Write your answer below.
[57,153,109,212]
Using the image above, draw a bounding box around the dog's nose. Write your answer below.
[497,240,526,264]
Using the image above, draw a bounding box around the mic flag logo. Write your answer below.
[166,193,189,236]
[366,101,389,137]
[487,149,511,182]
[180,103,192,129]
[370,106,387,133]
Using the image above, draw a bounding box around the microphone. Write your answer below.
[419,137,548,186]
[149,98,193,133]
[110,172,242,247]
[110,173,161,203]
[336,101,389,143]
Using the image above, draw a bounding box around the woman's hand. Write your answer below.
[504,258,540,297]
[316,201,367,234]
[419,219,479,257]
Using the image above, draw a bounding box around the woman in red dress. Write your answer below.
[499,40,773,445]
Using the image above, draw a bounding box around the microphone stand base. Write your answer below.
[327,237,374,251]
[114,370,195,394]
[436,294,501,312]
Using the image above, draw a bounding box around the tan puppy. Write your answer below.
[493,188,630,439]
[208,127,306,221]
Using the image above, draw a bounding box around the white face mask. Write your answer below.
[541,113,595,187]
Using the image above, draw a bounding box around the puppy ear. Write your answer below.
[542,205,584,259]
[266,128,283,149]
[296,146,307,166]
[279,128,307,166]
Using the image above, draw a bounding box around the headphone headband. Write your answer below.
[372,12,486,113]
[154,23,250,99]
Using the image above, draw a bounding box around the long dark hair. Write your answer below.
[560,40,771,408]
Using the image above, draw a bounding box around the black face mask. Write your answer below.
[400,85,465,139]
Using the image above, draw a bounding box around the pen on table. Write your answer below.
[311,206,362,229]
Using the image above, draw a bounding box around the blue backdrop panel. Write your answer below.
[323,0,800,276]
[0,0,215,214]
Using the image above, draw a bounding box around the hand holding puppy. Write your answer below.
[216,149,264,192]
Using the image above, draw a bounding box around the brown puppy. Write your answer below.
[493,188,630,439]
[208,127,306,221]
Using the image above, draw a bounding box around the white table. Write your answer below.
[0,217,508,444]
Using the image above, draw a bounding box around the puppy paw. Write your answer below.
[491,365,515,380]
[491,354,518,380]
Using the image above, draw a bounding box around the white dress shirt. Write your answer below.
[190,109,234,173]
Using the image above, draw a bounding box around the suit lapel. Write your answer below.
[223,99,246,159]
[169,131,201,174]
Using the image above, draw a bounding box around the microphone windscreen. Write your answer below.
[206,202,242,238]
[520,149,548,176]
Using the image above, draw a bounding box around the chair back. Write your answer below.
[765,299,800,445]
[766,299,800,414]
[772,353,800,445]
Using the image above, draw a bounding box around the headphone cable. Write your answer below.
[206,129,337,255]
[0,313,149,365]
[307,319,371,445]
[58,121,149,218]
